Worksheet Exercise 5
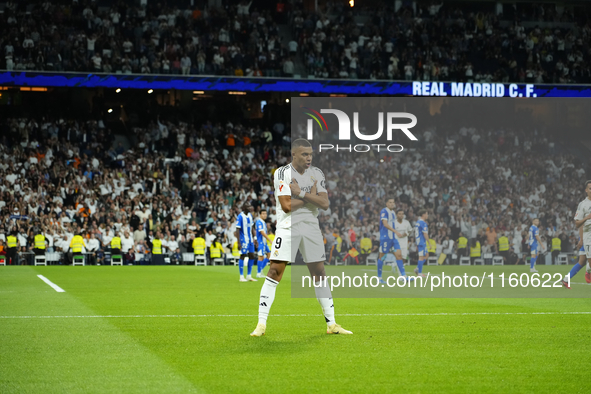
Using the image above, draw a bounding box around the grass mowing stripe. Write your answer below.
[37,274,66,292]
[2,311,591,319]
[1,268,200,394]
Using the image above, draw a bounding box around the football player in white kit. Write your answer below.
[393,209,413,276]
[562,180,591,288]
[250,139,352,336]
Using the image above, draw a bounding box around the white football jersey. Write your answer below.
[273,163,327,229]
[290,164,327,224]
[394,218,413,250]
[274,164,292,230]
[575,197,591,234]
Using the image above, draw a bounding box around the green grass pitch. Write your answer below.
[1,265,590,393]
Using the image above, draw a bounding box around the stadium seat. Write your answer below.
[34,255,46,266]
[111,255,123,266]
[195,254,207,266]
[0,255,5,266]
[492,256,504,266]
[366,253,378,266]
[225,254,238,266]
[427,256,438,266]
[46,252,61,265]
[473,258,484,265]
[335,257,346,266]
[210,256,224,266]
[73,255,85,266]
[459,257,471,266]
[556,254,568,265]
[181,253,194,264]
[483,253,493,265]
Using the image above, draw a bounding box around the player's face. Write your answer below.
[292,146,313,169]
[386,199,395,210]
[586,183,591,197]
[243,203,252,213]
[260,211,267,220]
[396,211,404,221]
[533,219,539,226]
[422,212,429,220]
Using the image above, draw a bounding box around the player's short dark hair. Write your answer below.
[291,138,312,151]
[417,209,427,217]
[396,208,404,214]
[386,197,395,202]
[585,180,591,189]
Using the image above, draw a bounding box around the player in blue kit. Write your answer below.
[528,218,543,273]
[414,209,429,277]
[255,210,272,278]
[377,198,406,283]
[236,202,257,282]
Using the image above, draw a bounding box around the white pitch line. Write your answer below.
[37,275,66,293]
[1,311,591,319]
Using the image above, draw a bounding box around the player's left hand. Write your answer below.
[310,180,318,195]
[290,179,301,196]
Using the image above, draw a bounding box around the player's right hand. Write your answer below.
[577,240,583,249]
[289,179,301,196]
[310,180,318,195]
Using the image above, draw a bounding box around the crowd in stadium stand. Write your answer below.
[0,0,290,77]
[0,111,586,265]
[313,124,586,264]
[0,115,289,265]
[295,2,591,83]
[2,1,591,83]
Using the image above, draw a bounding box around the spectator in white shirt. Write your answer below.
[121,230,136,265]
[91,53,102,71]
[181,55,192,75]
[122,39,133,54]
[121,231,135,253]
[168,235,180,262]
[205,229,216,248]
[133,226,146,243]
[288,40,298,56]
[102,228,114,249]
[87,232,101,265]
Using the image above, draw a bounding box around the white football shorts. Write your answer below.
[270,221,325,263]
[582,232,591,258]
[400,246,409,259]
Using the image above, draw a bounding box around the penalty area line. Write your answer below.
[1,311,591,319]
[37,275,66,293]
